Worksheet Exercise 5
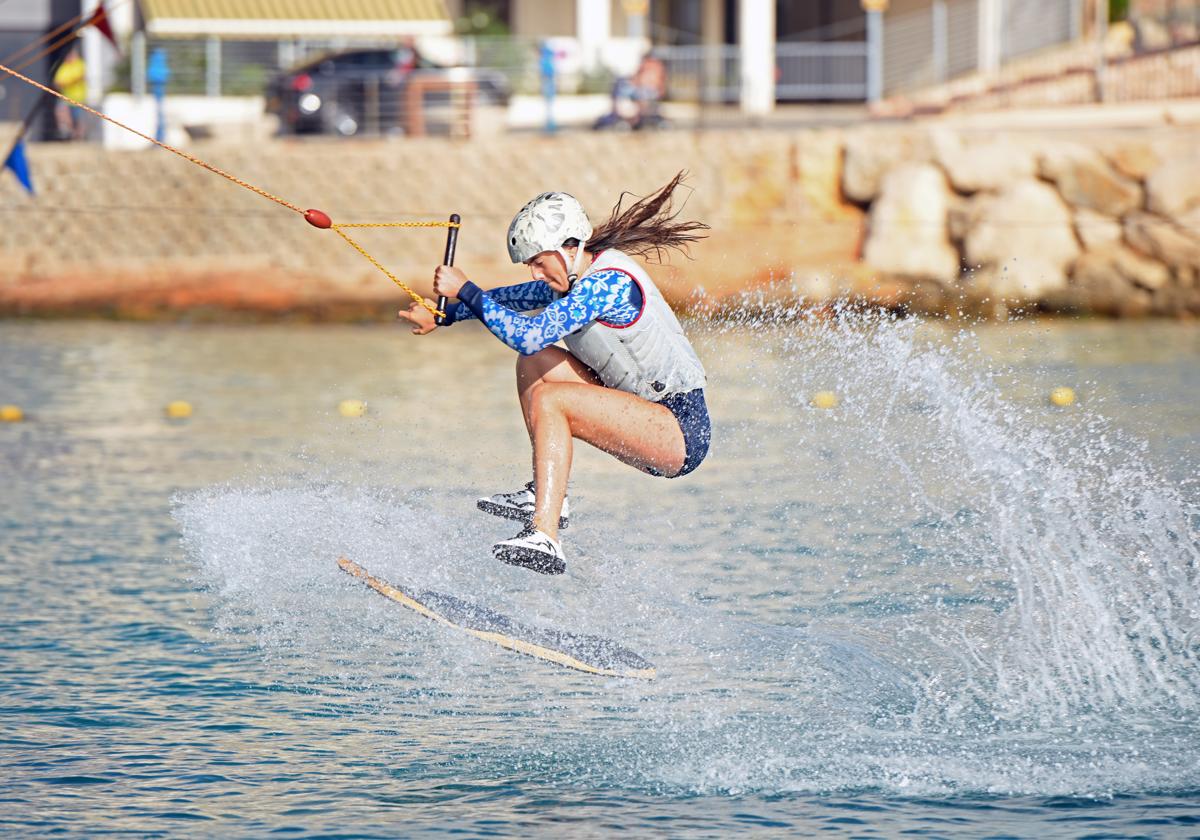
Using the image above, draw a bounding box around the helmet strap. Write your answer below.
[559,239,588,286]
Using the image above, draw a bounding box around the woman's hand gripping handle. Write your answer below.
[396,213,461,336]
[434,213,461,326]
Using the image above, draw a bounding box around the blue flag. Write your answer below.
[4,139,34,195]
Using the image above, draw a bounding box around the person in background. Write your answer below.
[630,51,667,129]
[593,73,639,131]
[53,47,87,141]
[386,36,420,87]
[538,40,558,134]
[147,48,171,143]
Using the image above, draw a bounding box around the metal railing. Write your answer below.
[776,42,869,100]
[882,0,1080,94]
[119,36,280,96]
[117,35,575,100]
[111,36,511,138]
[1000,0,1079,61]
[883,0,1200,109]
[655,44,737,103]
[654,41,869,103]
[105,0,1198,130]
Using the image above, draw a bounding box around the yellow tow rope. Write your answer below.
[0,59,451,318]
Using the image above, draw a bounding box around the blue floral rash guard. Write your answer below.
[441,269,644,356]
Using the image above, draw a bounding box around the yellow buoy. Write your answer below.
[165,400,193,419]
[811,390,839,409]
[1049,386,1076,407]
[338,399,367,418]
[0,404,24,422]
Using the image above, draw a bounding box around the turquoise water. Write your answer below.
[1,315,1198,837]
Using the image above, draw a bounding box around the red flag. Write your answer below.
[86,4,121,53]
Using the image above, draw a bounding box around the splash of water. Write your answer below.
[745,307,1200,723]
[176,307,1200,797]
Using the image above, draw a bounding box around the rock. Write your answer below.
[1074,208,1122,250]
[1038,143,1143,217]
[1145,158,1200,217]
[1133,16,1172,51]
[946,191,971,244]
[862,163,960,283]
[793,129,862,222]
[934,134,1036,194]
[1106,20,1136,55]
[1106,139,1162,180]
[1069,248,1157,316]
[725,148,791,226]
[842,131,931,203]
[1181,205,1200,235]
[1124,213,1200,269]
[964,179,1080,300]
[1150,284,1200,317]
[1074,244,1170,291]
[1117,247,1171,290]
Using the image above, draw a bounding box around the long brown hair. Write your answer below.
[582,171,709,263]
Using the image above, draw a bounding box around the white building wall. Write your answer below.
[739,0,775,115]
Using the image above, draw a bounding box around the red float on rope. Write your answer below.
[304,208,332,229]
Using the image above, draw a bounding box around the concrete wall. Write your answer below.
[0,126,1196,319]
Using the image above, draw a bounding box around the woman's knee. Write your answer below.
[528,383,567,426]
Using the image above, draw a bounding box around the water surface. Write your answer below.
[1,316,1198,837]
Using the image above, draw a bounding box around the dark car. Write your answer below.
[266,46,511,137]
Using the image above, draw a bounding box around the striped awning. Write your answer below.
[139,0,452,38]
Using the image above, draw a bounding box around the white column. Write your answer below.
[576,0,612,74]
[1094,0,1108,101]
[80,0,104,106]
[978,0,1001,74]
[701,0,724,105]
[739,0,775,116]
[866,10,883,101]
[132,30,146,98]
[933,0,947,82]
[206,35,221,97]
[624,0,648,39]
[108,1,137,41]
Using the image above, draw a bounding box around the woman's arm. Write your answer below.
[442,280,556,325]
[456,269,641,355]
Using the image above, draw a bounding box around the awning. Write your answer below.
[139,0,452,39]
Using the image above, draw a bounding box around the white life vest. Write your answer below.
[562,250,706,402]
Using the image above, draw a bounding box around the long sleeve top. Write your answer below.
[443,268,643,356]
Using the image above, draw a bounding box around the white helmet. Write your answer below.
[507,192,593,279]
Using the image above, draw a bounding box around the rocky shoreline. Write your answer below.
[0,126,1196,320]
[849,129,1200,318]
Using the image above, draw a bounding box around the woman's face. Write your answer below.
[526,247,575,293]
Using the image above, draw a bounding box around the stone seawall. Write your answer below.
[848,128,1200,318]
[0,126,1196,319]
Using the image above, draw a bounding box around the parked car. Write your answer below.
[266,46,511,137]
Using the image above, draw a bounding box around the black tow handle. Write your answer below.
[435,213,461,326]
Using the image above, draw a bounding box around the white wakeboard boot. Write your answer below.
[493,526,566,575]
[477,480,569,529]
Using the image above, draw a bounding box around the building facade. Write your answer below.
[452,0,1089,111]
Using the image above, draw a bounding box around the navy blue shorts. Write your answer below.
[650,388,711,478]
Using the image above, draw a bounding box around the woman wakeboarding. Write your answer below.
[397,172,711,575]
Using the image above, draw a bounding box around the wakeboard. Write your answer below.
[336,557,656,679]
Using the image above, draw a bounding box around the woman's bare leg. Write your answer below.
[528,381,686,538]
[515,347,600,440]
